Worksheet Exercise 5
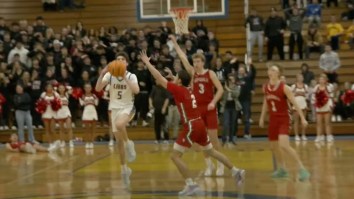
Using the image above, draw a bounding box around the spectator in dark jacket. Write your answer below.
[265,8,286,60]
[237,63,256,139]
[286,7,306,60]
[13,84,36,143]
[133,60,152,127]
[149,83,170,143]
[301,63,315,85]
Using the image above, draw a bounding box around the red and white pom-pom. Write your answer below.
[71,87,83,100]
[341,90,354,105]
[50,98,62,111]
[0,93,6,104]
[315,90,329,108]
[35,98,48,114]
[93,89,104,99]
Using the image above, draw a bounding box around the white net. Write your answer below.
[170,8,192,34]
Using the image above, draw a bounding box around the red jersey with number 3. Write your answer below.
[264,82,289,117]
[193,70,214,106]
[167,82,201,124]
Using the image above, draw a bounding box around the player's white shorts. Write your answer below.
[111,106,135,132]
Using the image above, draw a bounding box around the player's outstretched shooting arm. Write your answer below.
[95,66,108,92]
[140,50,168,89]
[169,35,194,76]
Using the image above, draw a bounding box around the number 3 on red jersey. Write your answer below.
[198,84,205,94]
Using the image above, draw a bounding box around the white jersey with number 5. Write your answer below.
[103,72,137,109]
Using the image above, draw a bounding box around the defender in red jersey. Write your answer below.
[170,35,225,176]
[140,50,245,196]
[259,64,310,181]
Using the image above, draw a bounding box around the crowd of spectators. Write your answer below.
[0,15,257,143]
[245,0,354,122]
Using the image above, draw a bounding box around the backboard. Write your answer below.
[137,0,228,21]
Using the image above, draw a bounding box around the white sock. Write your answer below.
[185,178,195,186]
[121,164,128,173]
[231,167,239,173]
[205,158,212,167]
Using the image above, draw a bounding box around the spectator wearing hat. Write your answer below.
[304,25,324,59]
[51,39,63,67]
[265,8,286,60]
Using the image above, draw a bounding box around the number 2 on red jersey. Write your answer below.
[191,94,197,108]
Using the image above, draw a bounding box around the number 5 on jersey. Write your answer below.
[117,91,122,99]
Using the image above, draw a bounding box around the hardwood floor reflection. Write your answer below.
[1,140,354,199]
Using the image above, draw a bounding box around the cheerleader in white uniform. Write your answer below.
[41,84,59,146]
[291,74,308,141]
[80,83,98,149]
[55,84,74,148]
[312,74,334,143]
[104,84,114,147]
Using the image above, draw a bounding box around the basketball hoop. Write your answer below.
[170,7,193,34]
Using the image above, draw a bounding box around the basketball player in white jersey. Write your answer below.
[95,52,139,186]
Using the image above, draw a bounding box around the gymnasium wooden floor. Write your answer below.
[1,139,354,199]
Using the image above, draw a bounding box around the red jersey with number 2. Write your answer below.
[264,82,289,117]
[167,82,201,124]
[193,70,214,106]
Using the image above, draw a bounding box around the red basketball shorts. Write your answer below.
[174,118,212,152]
[268,115,290,141]
[198,105,218,130]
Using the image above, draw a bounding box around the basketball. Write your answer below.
[108,60,126,77]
